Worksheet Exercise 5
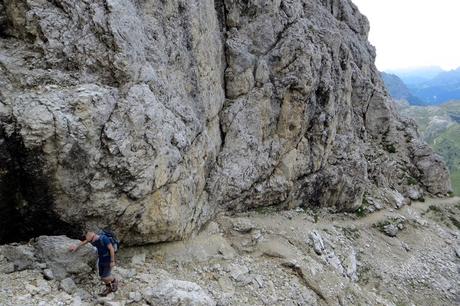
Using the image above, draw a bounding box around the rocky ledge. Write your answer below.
[1,197,459,305]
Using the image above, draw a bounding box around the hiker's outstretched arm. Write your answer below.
[108,243,116,267]
[69,239,88,252]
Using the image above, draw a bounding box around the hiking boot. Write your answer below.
[110,278,118,293]
[99,285,112,297]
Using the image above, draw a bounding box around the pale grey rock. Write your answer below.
[325,251,345,275]
[229,264,250,283]
[0,262,15,274]
[36,279,51,294]
[25,283,40,295]
[129,291,143,303]
[0,0,451,245]
[114,266,136,279]
[309,231,325,255]
[382,224,399,237]
[34,236,96,280]
[344,249,358,282]
[232,218,255,233]
[454,247,460,258]
[143,279,216,306]
[131,254,146,267]
[60,277,78,295]
[0,244,36,271]
[43,268,54,280]
[71,296,83,306]
[406,188,423,201]
[75,288,92,302]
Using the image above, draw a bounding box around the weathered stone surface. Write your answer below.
[59,277,78,294]
[33,236,96,280]
[0,0,451,245]
[143,279,216,306]
[0,236,95,281]
[0,244,36,271]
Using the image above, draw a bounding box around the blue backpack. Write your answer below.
[99,229,120,252]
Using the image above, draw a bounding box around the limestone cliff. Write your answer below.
[0,0,451,244]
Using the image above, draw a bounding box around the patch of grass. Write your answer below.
[450,170,460,196]
[427,205,442,214]
[355,205,367,218]
[342,226,360,240]
[449,216,460,230]
[407,176,418,186]
[253,204,278,215]
[384,143,397,153]
[355,198,369,218]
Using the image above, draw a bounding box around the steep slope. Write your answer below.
[381,72,422,104]
[0,0,451,245]
[399,101,460,195]
[392,67,460,105]
[387,66,444,86]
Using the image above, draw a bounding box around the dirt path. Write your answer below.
[311,196,460,230]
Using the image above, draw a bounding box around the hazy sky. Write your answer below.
[352,0,460,71]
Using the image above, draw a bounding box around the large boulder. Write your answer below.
[33,236,96,280]
[0,0,451,245]
[0,236,96,280]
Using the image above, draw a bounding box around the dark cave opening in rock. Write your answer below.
[0,128,82,245]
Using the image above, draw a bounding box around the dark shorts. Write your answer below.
[98,260,112,278]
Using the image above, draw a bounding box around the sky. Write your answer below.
[351,0,460,71]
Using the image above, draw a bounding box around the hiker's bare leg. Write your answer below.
[102,276,114,284]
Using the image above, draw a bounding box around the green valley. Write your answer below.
[398,100,460,195]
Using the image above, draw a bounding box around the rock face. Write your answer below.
[0,0,451,244]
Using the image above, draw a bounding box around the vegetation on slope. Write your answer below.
[399,101,460,195]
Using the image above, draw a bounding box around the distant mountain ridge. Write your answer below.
[387,66,444,86]
[383,67,460,105]
[381,72,423,104]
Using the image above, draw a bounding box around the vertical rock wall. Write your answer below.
[0,0,451,245]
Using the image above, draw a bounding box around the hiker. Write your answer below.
[69,231,119,296]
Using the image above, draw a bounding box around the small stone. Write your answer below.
[131,253,146,266]
[60,277,78,294]
[401,242,411,252]
[129,291,142,302]
[253,275,264,288]
[229,264,249,282]
[72,295,82,306]
[43,268,55,280]
[382,224,398,237]
[25,284,40,295]
[102,301,123,306]
[75,289,92,301]
[114,266,136,278]
[37,279,52,294]
[232,218,255,233]
[309,231,325,255]
[455,247,460,258]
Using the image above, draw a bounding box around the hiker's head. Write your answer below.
[85,231,97,242]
